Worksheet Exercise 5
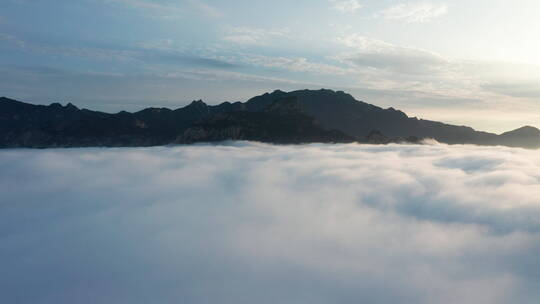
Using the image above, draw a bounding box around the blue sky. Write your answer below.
[1,0,540,132]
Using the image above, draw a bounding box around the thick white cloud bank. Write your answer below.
[2,142,540,304]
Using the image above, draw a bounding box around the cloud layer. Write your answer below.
[2,143,540,303]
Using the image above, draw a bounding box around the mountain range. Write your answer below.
[1,89,539,148]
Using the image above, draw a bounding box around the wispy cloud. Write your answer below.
[330,34,504,118]
[137,38,176,51]
[1,32,137,61]
[1,33,241,71]
[222,26,289,45]
[237,54,353,75]
[336,34,450,74]
[380,2,448,23]
[104,0,184,19]
[0,32,26,48]
[330,0,363,13]
[483,81,540,99]
[188,0,223,18]
[104,0,222,19]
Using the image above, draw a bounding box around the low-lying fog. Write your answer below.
[2,142,540,304]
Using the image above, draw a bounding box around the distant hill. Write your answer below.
[1,89,539,148]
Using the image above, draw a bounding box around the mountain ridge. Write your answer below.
[1,90,539,148]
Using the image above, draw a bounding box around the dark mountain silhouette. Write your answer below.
[498,126,540,148]
[177,97,353,144]
[0,95,351,147]
[1,89,539,148]
[243,89,540,148]
[244,90,499,144]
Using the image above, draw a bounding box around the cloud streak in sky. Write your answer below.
[2,143,540,303]
[105,0,185,19]
[380,2,448,23]
[336,34,449,74]
[222,26,289,45]
[330,0,363,13]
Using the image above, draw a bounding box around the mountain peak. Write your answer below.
[49,102,63,109]
[502,126,540,136]
[65,102,78,110]
[187,100,207,107]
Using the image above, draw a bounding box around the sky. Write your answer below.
[3,142,540,303]
[1,0,540,132]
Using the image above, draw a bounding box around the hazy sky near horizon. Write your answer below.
[1,0,540,132]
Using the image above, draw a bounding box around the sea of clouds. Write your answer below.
[2,142,540,304]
